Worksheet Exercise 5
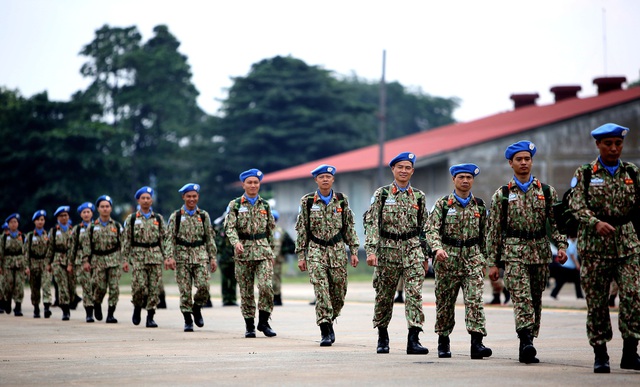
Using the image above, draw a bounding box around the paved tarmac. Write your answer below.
[1,279,638,386]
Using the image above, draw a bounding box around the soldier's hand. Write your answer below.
[25,267,30,276]
[489,266,500,282]
[210,260,218,273]
[595,221,615,237]
[235,242,244,255]
[83,262,91,272]
[123,262,130,273]
[66,264,73,274]
[366,253,377,267]
[556,249,568,265]
[298,260,307,272]
[435,249,448,262]
[350,254,359,268]
[46,264,52,273]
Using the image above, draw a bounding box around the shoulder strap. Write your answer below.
[500,185,509,234]
[474,197,487,240]
[305,194,315,241]
[27,231,33,254]
[173,210,182,237]
[199,211,208,241]
[89,223,95,255]
[582,164,592,208]
[130,213,136,244]
[335,192,347,235]
[377,186,390,230]
[541,183,551,219]
[438,196,450,235]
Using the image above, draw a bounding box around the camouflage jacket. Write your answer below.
[224,196,275,261]
[165,207,216,265]
[424,193,486,263]
[122,211,167,265]
[364,183,427,264]
[214,221,235,263]
[69,222,90,266]
[24,229,50,262]
[295,191,359,267]
[81,218,124,269]
[569,158,640,258]
[486,176,567,266]
[0,232,26,269]
[46,224,73,266]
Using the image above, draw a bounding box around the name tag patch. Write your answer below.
[590,177,605,186]
[508,193,518,202]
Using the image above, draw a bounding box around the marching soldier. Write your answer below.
[486,140,567,364]
[25,210,51,318]
[569,123,640,373]
[165,183,217,332]
[295,164,359,346]
[46,206,74,321]
[224,169,277,338]
[81,195,126,323]
[424,163,492,359]
[365,152,429,355]
[70,202,96,322]
[0,213,29,316]
[123,186,171,328]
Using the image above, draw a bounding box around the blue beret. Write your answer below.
[389,152,416,167]
[54,206,70,217]
[1,222,7,230]
[271,209,279,221]
[5,213,20,223]
[449,163,480,177]
[505,141,536,160]
[96,195,113,207]
[32,210,47,221]
[311,164,336,177]
[591,123,629,140]
[178,183,200,194]
[239,169,263,182]
[135,186,154,199]
[77,202,94,214]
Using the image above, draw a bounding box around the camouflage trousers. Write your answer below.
[504,262,547,336]
[434,262,487,336]
[131,263,162,311]
[52,264,74,305]
[372,262,425,329]
[29,260,52,306]
[235,259,274,319]
[272,256,285,296]
[92,266,121,307]
[175,262,210,313]
[580,254,640,346]
[3,266,25,303]
[308,260,348,325]
[218,258,237,304]
[76,265,93,307]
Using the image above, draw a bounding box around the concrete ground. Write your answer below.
[1,279,638,386]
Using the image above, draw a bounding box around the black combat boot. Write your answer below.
[106,305,118,323]
[620,338,640,370]
[470,332,492,359]
[437,335,451,358]
[319,322,332,347]
[503,288,511,305]
[70,294,82,310]
[593,343,610,373]
[94,303,103,321]
[489,293,501,305]
[183,312,194,332]
[273,294,283,306]
[192,305,204,328]
[407,327,429,355]
[329,321,335,344]
[132,306,142,326]
[85,306,94,323]
[3,300,12,314]
[394,291,404,303]
[377,327,390,354]
[517,329,539,364]
[257,310,277,337]
[44,302,52,318]
[204,297,213,308]
[0,300,5,314]
[61,305,70,321]
[157,292,167,309]
[244,317,256,338]
[146,309,158,328]
[14,302,23,317]
[33,305,41,319]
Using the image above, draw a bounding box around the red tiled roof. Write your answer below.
[262,87,640,183]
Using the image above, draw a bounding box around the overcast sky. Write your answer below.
[1,0,638,122]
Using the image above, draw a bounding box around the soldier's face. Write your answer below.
[137,193,153,212]
[80,209,93,222]
[8,218,19,232]
[508,152,532,176]
[57,212,69,226]
[391,161,414,185]
[34,216,45,229]
[596,137,623,165]
[98,201,112,218]
[315,173,334,191]
[453,173,474,193]
[242,177,261,197]
[182,191,199,210]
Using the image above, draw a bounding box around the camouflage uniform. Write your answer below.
[1,232,27,310]
[425,193,487,337]
[70,222,92,308]
[25,229,52,311]
[46,225,74,308]
[165,207,216,313]
[365,183,427,330]
[295,191,359,326]
[486,177,567,337]
[224,196,276,319]
[81,219,124,308]
[214,218,237,305]
[569,159,640,347]
[123,211,167,312]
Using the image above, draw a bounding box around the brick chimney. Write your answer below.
[550,85,581,102]
[593,76,626,94]
[510,93,539,109]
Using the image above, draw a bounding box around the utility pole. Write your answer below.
[377,50,387,188]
